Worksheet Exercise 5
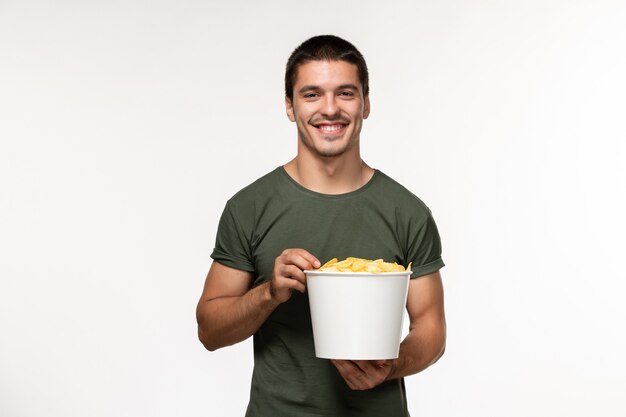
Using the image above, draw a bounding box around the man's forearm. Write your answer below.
[197,281,278,351]
[388,319,446,380]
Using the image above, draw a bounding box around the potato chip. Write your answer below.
[320,258,338,269]
[316,257,410,273]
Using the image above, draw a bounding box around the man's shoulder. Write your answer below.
[228,167,284,202]
[373,170,432,214]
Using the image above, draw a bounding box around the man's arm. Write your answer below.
[196,261,271,351]
[388,270,446,377]
[331,271,446,390]
[196,249,320,351]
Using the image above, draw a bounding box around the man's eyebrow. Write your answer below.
[298,85,319,94]
[298,84,359,94]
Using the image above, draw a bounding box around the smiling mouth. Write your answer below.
[314,123,347,135]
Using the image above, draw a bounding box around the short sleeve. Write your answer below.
[210,200,256,273]
[407,213,445,278]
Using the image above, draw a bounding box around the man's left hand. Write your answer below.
[330,359,394,390]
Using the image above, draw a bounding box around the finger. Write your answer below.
[352,360,372,372]
[333,360,374,390]
[330,359,355,375]
[354,360,391,378]
[346,360,391,389]
[282,249,321,270]
[330,360,361,390]
[290,248,321,269]
[275,273,306,293]
[284,278,306,294]
[279,264,306,284]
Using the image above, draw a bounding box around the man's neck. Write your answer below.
[283,149,374,195]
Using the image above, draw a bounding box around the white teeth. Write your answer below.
[319,125,342,132]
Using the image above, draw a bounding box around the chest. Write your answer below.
[250,198,407,284]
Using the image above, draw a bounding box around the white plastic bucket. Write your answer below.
[305,271,411,360]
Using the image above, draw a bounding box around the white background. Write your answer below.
[1,1,625,416]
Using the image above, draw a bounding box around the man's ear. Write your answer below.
[363,95,371,120]
[285,96,296,122]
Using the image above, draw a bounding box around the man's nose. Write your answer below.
[320,94,340,117]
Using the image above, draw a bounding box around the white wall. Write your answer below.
[1,1,624,416]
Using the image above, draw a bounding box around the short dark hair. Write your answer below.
[285,35,369,99]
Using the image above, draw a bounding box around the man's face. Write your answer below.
[286,60,370,158]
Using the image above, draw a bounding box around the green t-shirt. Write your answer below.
[211,167,444,417]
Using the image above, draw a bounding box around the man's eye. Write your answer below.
[339,91,354,97]
[304,93,319,98]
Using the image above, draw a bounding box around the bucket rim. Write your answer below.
[304,270,411,277]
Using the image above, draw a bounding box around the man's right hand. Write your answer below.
[269,248,321,303]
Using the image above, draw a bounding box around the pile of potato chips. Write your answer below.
[317,257,411,273]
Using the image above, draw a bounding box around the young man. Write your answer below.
[197,35,446,417]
